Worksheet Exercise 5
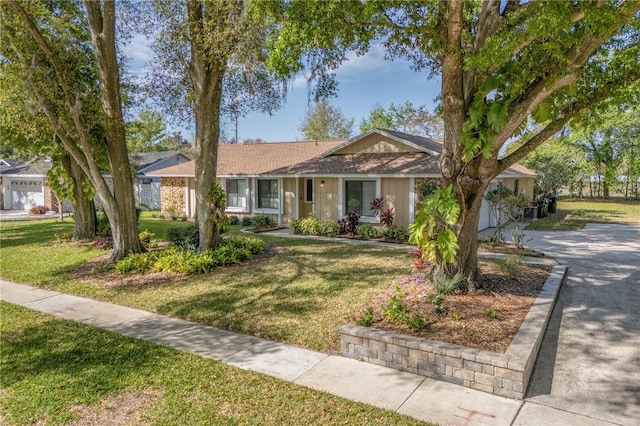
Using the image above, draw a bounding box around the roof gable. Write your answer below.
[321,128,443,157]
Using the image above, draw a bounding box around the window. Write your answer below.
[257,179,279,210]
[226,179,247,209]
[305,178,313,203]
[345,180,376,216]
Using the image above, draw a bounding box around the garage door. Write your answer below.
[10,179,44,210]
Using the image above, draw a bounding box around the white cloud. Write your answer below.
[124,34,153,71]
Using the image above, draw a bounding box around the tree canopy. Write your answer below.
[299,100,354,140]
[359,101,444,138]
[255,0,640,287]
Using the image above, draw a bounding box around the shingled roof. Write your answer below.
[145,129,535,178]
[146,140,345,177]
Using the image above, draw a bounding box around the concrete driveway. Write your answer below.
[523,224,640,425]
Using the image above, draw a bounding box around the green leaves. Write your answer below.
[409,185,460,266]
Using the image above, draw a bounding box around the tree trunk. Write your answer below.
[84,0,143,260]
[187,0,228,253]
[61,154,96,240]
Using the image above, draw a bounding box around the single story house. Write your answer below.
[147,129,535,231]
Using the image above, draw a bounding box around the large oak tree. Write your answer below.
[257,0,640,288]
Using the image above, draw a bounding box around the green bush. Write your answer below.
[166,224,199,249]
[381,225,409,242]
[138,229,156,248]
[318,220,340,237]
[253,214,275,229]
[356,224,379,240]
[229,216,240,225]
[355,306,376,327]
[113,237,265,275]
[114,252,159,274]
[241,216,253,226]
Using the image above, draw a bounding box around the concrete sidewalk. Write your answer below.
[1,278,621,426]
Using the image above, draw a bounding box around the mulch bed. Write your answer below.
[357,258,551,354]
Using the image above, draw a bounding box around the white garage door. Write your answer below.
[10,179,44,210]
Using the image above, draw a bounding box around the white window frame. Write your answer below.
[253,178,280,214]
[223,178,249,213]
[343,178,381,224]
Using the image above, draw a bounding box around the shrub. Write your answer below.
[295,213,320,235]
[166,224,199,249]
[96,208,111,237]
[381,225,409,242]
[114,252,159,274]
[93,237,113,250]
[431,272,465,295]
[382,285,408,323]
[223,237,265,255]
[241,216,253,226]
[55,231,74,243]
[318,220,340,237]
[494,255,522,274]
[380,207,395,226]
[428,294,446,314]
[356,224,379,240]
[406,312,428,331]
[252,214,275,229]
[138,229,156,248]
[29,205,47,215]
[165,204,180,220]
[338,211,359,235]
[355,306,376,327]
[229,216,240,225]
[369,197,384,216]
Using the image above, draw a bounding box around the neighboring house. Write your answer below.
[0,158,71,212]
[129,151,192,210]
[147,129,535,231]
[0,151,191,212]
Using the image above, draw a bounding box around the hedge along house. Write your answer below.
[147,129,535,230]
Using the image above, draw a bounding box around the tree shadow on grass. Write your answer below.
[0,304,174,424]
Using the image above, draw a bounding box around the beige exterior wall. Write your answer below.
[334,134,421,155]
[497,177,535,199]
[314,177,339,221]
[160,177,187,217]
[381,178,411,227]
[282,177,297,223]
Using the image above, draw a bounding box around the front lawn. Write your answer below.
[526,199,640,231]
[0,217,411,352]
[0,302,427,425]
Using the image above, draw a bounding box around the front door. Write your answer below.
[299,178,314,218]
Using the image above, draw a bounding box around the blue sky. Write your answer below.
[126,36,442,143]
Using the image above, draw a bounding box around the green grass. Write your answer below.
[0,218,411,352]
[0,302,429,425]
[526,199,640,231]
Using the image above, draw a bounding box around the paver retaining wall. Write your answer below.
[340,264,567,399]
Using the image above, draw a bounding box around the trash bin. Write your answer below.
[548,195,557,213]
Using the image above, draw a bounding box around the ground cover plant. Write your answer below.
[526,199,640,231]
[0,303,428,426]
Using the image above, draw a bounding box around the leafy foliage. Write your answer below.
[360,101,444,138]
[409,185,460,267]
[114,237,265,275]
[299,100,354,140]
[380,207,395,227]
[28,205,47,215]
[166,224,200,250]
[381,225,409,242]
[338,211,360,235]
[252,214,276,229]
[356,224,379,240]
